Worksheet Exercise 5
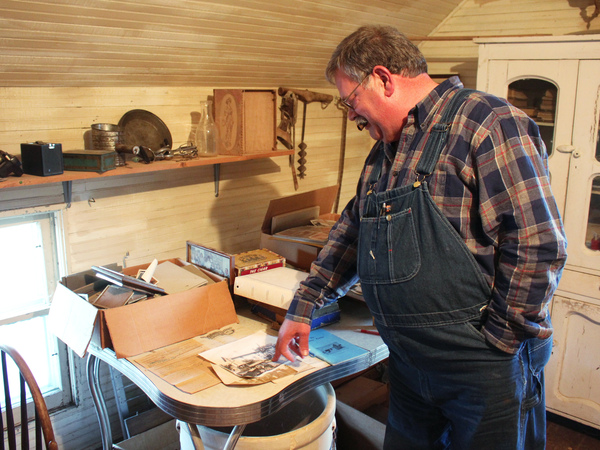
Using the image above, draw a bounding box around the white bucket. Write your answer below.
[178,383,336,450]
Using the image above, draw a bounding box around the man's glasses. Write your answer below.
[341,73,370,110]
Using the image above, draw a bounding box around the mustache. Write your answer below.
[356,116,368,131]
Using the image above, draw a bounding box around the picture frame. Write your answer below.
[186,241,234,286]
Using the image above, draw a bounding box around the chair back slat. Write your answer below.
[0,373,3,450]
[19,376,29,449]
[0,345,58,450]
[35,409,43,450]
[2,352,17,449]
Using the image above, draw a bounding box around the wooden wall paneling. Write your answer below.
[0,185,66,212]
[50,86,357,275]
[0,86,347,156]
[65,174,217,268]
[420,0,600,90]
[0,0,453,43]
[428,0,598,38]
[0,86,216,155]
[0,0,464,88]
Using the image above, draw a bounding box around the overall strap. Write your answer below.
[415,88,475,177]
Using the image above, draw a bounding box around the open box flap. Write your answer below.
[49,283,99,358]
[103,280,238,358]
[260,185,339,234]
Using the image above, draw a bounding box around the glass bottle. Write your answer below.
[196,100,218,156]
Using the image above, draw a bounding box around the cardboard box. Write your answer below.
[213,89,277,155]
[117,419,179,450]
[260,185,340,270]
[49,259,239,359]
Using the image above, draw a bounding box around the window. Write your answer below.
[0,209,71,411]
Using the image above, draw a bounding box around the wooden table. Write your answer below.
[85,299,388,449]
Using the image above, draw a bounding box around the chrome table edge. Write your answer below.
[87,342,388,427]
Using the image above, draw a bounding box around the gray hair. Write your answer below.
[325,25,428,84]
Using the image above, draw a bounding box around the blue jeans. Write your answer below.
[382,328,552,450]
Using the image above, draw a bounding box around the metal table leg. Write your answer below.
[223,424,245,450]
[87,352,245,450]
[87,354,113,450]
[183,422,245,449]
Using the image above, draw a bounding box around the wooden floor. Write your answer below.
[546,413,600,450]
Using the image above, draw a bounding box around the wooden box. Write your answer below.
[213,89,277,155]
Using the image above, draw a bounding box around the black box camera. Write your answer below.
[0,151,23,178]
[21,142,64,176]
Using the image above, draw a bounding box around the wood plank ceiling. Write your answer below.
[0,0,463,88]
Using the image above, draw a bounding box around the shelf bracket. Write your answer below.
[62,180,72,208]
[214,164,220,197]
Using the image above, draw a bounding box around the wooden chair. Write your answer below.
[0,344,58,450]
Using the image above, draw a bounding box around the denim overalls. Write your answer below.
[357,90,551,449]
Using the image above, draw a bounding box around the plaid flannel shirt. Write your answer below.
[286,77,567,354]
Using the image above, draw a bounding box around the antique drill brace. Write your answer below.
[277,87,333,188]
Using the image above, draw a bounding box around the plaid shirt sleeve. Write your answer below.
[284,204,361,325]
[463,94,568,353]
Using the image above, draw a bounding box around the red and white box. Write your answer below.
[234,248,285,276]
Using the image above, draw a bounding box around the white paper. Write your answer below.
[48,283,98,358]
[199,331,315,383]
[141,258,158,283]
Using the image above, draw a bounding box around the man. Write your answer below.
[273,25,567,449]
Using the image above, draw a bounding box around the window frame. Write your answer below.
[0,206,73,415]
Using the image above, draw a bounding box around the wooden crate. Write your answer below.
[213,89,277,155]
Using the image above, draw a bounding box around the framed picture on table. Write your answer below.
[186,241,234,287]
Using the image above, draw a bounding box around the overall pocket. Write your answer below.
[358,206,421,283]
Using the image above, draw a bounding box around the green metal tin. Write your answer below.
[63,150,117,172]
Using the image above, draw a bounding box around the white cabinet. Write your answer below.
[476,36,600,429]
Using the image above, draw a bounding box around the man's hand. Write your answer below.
[272,319,311,362]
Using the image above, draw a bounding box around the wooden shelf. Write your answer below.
[0,149,294,203]
[0,150,293,190]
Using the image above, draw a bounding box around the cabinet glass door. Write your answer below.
[507,79,557,154]
[483,60,579,217]
[477,37,600,430]
[563,60,600,269]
